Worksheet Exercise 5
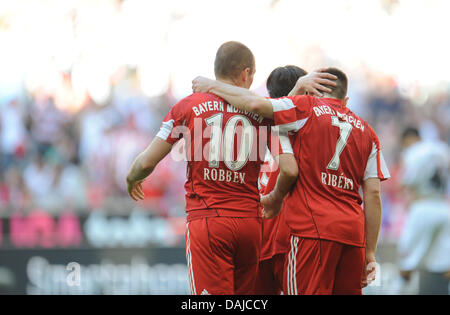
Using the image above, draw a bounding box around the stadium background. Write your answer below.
[0,0,448,294]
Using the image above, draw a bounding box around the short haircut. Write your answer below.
[214,41,255,80]
[266,65,307,98]
[323,67,348,100]
[401,127,420,141]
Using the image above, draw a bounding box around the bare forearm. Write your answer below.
[208,81,274,118]
[126,137,172,184]
[288,80,306,96]
[272,171,296,200]
[364,194,382,254]
[288,70,338,97]
[209,81,253,109]
[272,154,298,199]
[126,153,154,183]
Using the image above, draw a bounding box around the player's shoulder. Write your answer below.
[286,94,315,104]
[347,107,367,124]
[171,92,222,112]
[346,107,375,135]
[189,92,225,103]
[362,121,379,145]
[175,92,201,106]
[270,94,313,112]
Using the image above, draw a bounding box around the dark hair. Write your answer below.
[266,65,307,98]
[214,41,255,80]
[401,127,420,141]
[322,67,348,100]
[430,169,447,192]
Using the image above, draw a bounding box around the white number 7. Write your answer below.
[327,116,352,170]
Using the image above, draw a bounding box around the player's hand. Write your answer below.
[289,69,337,97]
[362,252,377,288]
[261,191,283,219]
[192,76,214,93]
[127,178,145,201]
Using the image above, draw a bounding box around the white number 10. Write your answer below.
[327,116,352,170]
[205,114,254,171]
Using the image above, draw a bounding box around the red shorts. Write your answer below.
[284,236,365,295]
[254,253,286,295]
[185,216,262,295]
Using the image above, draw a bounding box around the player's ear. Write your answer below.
[242,67,251,82]
[343,96,349,107]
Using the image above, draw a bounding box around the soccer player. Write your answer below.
[126,41,308,295]
[192,67,390,294]
[255,65,307,295]
[396,127,450,294]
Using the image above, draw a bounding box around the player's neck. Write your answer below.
[320,93,346,107]
[217,77,244,88]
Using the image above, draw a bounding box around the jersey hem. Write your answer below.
[289,231,366,248]
[186,208,262,222]
[260,248,289,262]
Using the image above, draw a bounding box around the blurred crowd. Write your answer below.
[0,0,449,244]
[0,70,187,218]
[357,76,450,241]
[1,66,449,240]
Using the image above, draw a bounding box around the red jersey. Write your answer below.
[270,95,390,247]
[258,136,292,261]
[157,92,271,220]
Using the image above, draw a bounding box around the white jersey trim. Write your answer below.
[156,119,175,140]
[272,118,308,134]
[364,142,390,180]
[185,222,196,295]
[271,97,296,112]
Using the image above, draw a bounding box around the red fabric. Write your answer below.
[272,95,387,247]
[158,93,271,218]
[259,159,278,261]
[185,216,262,295]
[283,236,364,295]
[254,253,286,295]
[260,216,278,260]
[258,134,292,261]
[255,147,291,295]
[271,206,291,256]
[259,168,291,260]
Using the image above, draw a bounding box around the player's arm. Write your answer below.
[261,153,298,219]
[126,95,189,201]
[192,72,337,119]
[193,77,274,118]
[361,128,390,287]
[288,68,337,96]
[126,137,172,201]
[361,178,382,287]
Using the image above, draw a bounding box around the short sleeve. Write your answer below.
[156,97,190,145]
[270,95,312,133]
[364,128,390,181]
